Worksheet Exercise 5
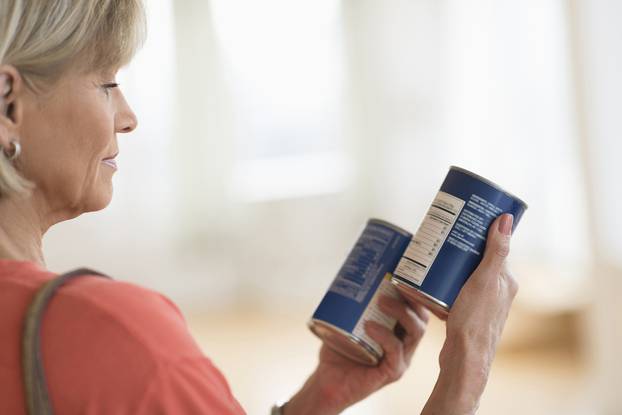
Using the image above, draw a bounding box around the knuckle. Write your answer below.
[390,370,402,382]
[495,242,510,259]
[383,364,403,383]
[386,339,400,355]
[509,277,519,296]
[383,336,402,358]
[373,329,394,349]
[502,269,519,297]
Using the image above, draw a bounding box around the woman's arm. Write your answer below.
[422,213,519,414]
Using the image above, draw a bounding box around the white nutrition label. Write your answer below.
[394,191,465,286]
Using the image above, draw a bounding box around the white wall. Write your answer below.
[570,0,622,412]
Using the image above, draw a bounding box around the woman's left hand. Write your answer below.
[284,295,429,415]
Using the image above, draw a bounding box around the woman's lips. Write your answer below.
[102,151,118,170]
[102,159,117,169]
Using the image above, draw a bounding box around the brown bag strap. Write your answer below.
[22,268,112,415]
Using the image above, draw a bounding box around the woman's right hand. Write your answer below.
[423,213,519,415]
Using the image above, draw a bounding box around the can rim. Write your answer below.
[392,277,455,320]
[307,318,381,365]
[392,276,450,312]
[367,218,413,237]
[449,166,529,210]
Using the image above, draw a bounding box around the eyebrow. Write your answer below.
[95,68,119,80]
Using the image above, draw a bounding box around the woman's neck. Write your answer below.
[0,193,48,268]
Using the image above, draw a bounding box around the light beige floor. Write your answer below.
[186,306,592,415]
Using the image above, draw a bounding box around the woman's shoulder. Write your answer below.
[60,268,184,322]
[1,261,244,413]
[0,260,204,362]
[46,267,202,362]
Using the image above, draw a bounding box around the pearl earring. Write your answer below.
[2,139,21,161]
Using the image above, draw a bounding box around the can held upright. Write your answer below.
[309,219,412,365]
[392,166,528,318]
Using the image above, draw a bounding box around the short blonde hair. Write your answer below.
[0,0,146,198]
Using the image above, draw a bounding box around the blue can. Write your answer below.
[309,219,412,365]
[392,166,527,318]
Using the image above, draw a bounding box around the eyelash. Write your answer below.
[101,83,119,96]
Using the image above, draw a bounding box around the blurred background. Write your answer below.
[44,0,621,413]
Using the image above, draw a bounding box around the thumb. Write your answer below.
[477,213,513,275]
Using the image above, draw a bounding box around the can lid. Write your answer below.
[449,166,529,210]
[308,319,381,365]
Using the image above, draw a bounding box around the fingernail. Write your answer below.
[498,213,514,236]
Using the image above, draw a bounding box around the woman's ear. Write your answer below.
[0,65,24,125]
[0,73,10,117]
[1,74,10,95]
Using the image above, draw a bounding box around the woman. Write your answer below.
[0,1,519,414]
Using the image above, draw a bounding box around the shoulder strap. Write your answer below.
[22,268,112,415]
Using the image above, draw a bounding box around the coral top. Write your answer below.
[0,259,246,414]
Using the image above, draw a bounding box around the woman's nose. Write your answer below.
[115,93,138,133]
[118,111,137,133]
[116,107,138,133]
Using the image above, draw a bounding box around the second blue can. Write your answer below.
[392,166,528,318]
[309,219,412,365]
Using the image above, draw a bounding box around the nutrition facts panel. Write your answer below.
[394,191,465,285]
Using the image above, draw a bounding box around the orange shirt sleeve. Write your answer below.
[39,275,246,415]
[137,356,246,414]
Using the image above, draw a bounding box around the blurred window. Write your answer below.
[210,0,350,202]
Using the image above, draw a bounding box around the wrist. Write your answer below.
[422,370,480,415]
[282,370,347,415]
[424,337,491,415]
[440,330,493,380]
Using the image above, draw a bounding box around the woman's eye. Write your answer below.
[101,83,119,96]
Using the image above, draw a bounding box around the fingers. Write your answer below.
[410,301,431,325]
[475,213,513,278]
[375,295,429,364]
[378,295,428,343]
[364,321,405,381]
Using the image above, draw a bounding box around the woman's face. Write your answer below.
[4,67,137,218]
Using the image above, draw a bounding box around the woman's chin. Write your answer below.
[85,184,114,212]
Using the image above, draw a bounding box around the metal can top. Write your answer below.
[449,166,529,210]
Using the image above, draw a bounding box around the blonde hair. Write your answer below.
[0,0,146,198]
